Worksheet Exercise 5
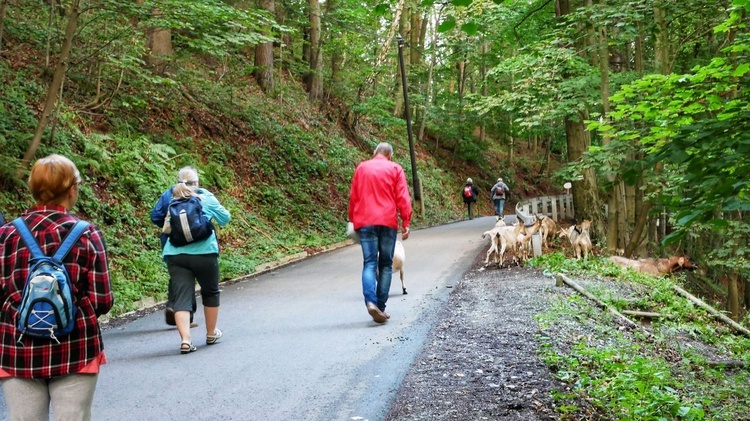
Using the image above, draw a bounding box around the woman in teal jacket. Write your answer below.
[162,167,231,354]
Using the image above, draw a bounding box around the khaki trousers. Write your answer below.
[1,373,98,421]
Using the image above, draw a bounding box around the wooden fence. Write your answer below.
[515,194,575,224]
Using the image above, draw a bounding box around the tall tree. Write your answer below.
[556,0,603,237]
[306,0,323,101]
[0,0,7,52]
[254,0,275,92]
[145,8,172,74]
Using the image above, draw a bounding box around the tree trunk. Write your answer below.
[616,182,628,248]
[479,37,488,142]
[455,49,467,145]
[417,10,438,142]
[507,72,515,166]
[544,137,552,178]
[301,27,310,65]
[418,11,428,59]
[327,0,342,87]
[254,0,275,93]
[306,0,323,101]
[633,159,663,257]
[276,4,291,73]
[146,9,172,75]
[409,4,421,65]
[16,0,81,179]
[565,112,602,237]
[728,272,740,321]
[653,4,670,74]
[598,0,618,253]
[45,0,56,67]
[0,0,7,52]
[634,33,644,74]
[556,0,602,237]
[393,0,410,117]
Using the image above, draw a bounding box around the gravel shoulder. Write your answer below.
[385,255,600,420]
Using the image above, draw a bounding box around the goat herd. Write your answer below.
[482,214,590,268]
[481,215,697,277]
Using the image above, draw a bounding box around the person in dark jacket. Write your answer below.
[462,178,480,220]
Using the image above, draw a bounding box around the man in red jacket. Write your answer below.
[348,143,412,323]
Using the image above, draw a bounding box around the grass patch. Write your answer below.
[532,255,750,420]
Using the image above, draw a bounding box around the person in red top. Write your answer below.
[0,154,113,420]
[348,142,412,323]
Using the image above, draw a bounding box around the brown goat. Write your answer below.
[537,214,557,250]
[573,220,592,259]
[609,255,698,276]
[559,220,592,259]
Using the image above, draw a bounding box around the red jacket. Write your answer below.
[348,156,412,231]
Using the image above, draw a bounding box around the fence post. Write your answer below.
[551,197,558,221]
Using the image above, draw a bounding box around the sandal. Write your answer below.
[206,328,223,345]
[180,341,197,354]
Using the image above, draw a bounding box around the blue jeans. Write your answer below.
[358,225,398,311]
[494,199,506,216]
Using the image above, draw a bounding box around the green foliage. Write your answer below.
[587,31,750,281]
[351,94,404,128]
[136,0,281,58]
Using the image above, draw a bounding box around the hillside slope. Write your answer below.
[0,44,561,316]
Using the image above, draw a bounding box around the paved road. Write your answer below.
[0,217,496,421]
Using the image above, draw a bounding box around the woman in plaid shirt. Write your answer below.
[0,154,113,420]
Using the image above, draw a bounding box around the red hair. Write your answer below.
[28,154,81,205]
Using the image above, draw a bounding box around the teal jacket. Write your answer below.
[162,189,231,257]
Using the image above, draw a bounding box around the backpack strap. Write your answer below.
[11,218,44,261]
[11,218,90,261]
[52,221,90,262]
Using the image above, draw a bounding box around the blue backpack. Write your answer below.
[11,218,89,342]
[167,196,214,247]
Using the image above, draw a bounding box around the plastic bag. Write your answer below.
[346,222,360,244]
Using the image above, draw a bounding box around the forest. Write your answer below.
[0,0,748,324]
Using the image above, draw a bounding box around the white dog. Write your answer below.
[393,241,407,294]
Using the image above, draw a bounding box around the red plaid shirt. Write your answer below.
[0,206,113,378]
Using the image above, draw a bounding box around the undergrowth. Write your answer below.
[0,71,473,317]
[529,253,750,420]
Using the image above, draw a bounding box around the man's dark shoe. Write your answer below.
[165,307,176,326]
[367,302,387,323]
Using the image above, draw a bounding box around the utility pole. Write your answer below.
[397,35,423,215]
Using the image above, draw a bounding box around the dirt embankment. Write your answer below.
[385,260,603,420]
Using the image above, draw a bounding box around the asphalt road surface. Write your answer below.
[0,217,495,421]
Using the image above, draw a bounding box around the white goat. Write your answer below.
[514,218,542,262]
[482,227,505,266]
[483,225,521,268]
